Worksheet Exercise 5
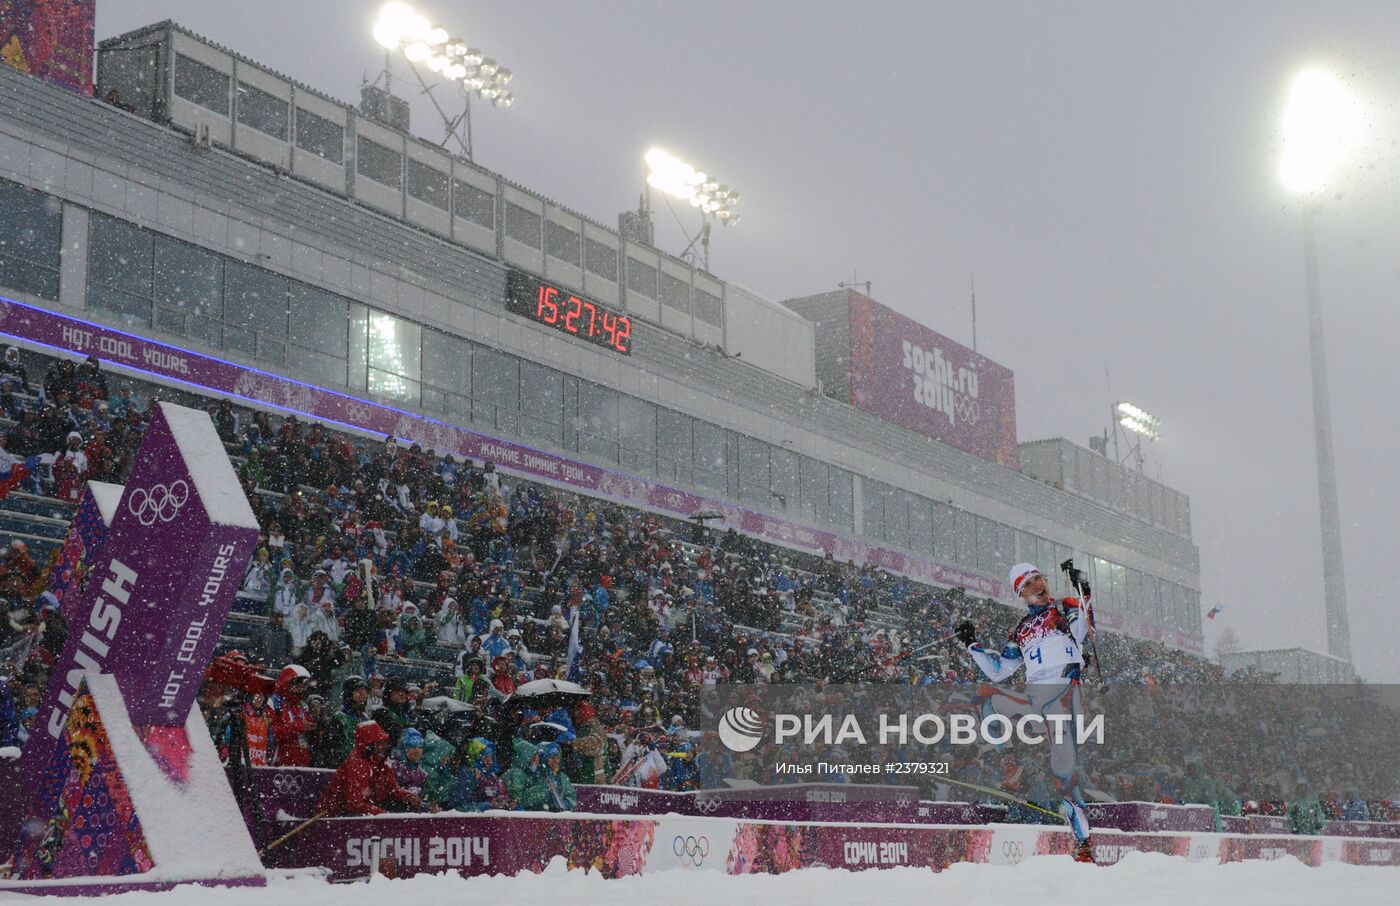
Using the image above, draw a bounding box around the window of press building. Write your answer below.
[798,455,853,531]
[347,306,418,402]
[452,179,494,229]
[174,54,229,116]
[357,137,402,188]
[290,282,351,389]
[544,219,581,265]
[770,446,799,514]
[829,467,854,531]
[908,495,933,555]
[799,456,827,524]
[0,179,62,301]
[656,408,693,485]
[930,501,955,561]
[860,478,887,542]
[406,158,450,210]
[519,360,564,446]
[225,259,289,363]
[504,203,542,249]
[692,420,727,494]
[978,518,1014,574]
[295,108,344,164]
[626,258,658,300]
[954,508,977,568]
[87,212,154,328]
[153,235,223,348]
[577,380,619,464]
[889,489,916,551]
[735,433,771,507]
[470,344,521,434]
[661,272,691,314]
[584,237,618,282]
[420,328,471,419]
[619,395,657,475]
[236,82,288,138]
[693,287,723,327]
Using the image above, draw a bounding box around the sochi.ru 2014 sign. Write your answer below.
[846,291,1018,466]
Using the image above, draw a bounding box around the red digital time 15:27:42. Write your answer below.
[534,284,631,353]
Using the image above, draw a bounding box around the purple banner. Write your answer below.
[846,290,1018,467]
[263,809,1400,881]
[0,296,1003,602]
[1086,802,1215,834]
[263,813,661,881]
[1324,821,1400,840]
[249,769,1371,840]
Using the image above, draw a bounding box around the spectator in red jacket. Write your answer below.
[270,664,313,767]
[318,720,422,816]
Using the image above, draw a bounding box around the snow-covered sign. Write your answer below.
[2,402,263,888]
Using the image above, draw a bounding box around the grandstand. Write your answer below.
[0,19,1202,659]
[0,344,1217,697]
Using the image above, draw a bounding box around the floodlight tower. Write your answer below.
[371,2,515,160]
[1112,401,1159,472]
[1277,67,1363,664]
[643,147,740,271]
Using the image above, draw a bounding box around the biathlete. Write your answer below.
[955,561,1096,863]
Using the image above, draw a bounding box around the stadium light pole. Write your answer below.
[1277,67,1362,664]
[1112,401,1159,472]
[644,147,740,271]
[372,2,515,160]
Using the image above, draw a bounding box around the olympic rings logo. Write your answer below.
[345,402,372,423]
[694,796,721,814]
[271,772,303,794]
[1001,840,1025,863]
[954,394,980,424]
[673,835,709,867]
[126,480,190,526]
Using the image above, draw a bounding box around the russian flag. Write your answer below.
[1206,605,1224,621]
[0,455,41,501]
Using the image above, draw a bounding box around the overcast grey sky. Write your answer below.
[95,2,1400,680]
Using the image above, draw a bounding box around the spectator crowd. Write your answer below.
[1,346,1394,831]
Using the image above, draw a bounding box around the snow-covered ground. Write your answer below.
[47,853,1399,906]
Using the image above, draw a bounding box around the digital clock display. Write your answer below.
[505,270,632,355]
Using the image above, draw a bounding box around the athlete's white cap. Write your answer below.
[1008,563,1043,594]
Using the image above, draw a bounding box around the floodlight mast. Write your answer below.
[643,147,740,271]
[1111,400,1159,472]
[370,2,515,160]
[1277,66,1359,664]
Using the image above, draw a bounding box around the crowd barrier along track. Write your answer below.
[259,810,1400,881]
[247,771,1400,880]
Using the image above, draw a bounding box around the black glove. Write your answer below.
[1060,558,1090,596]
[954,620,978,647]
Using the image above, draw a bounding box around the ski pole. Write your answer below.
[828,634,957,683]
[937,776,1069,824]
[258,810,328,856]
[1059,559,1106,686]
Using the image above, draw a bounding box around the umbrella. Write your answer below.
[522,721,574,743]
[420,695,475,713]
[511,678,590,700]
